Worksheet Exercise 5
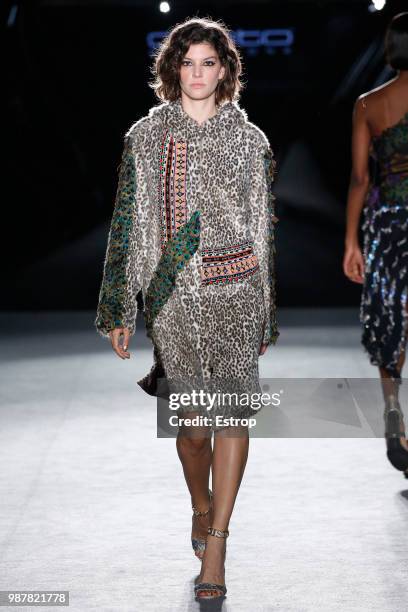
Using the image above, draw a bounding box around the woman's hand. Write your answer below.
[109,327,131,359]
[343,243,365,284]
[259,343,268,356]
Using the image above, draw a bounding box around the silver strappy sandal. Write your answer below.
[191,489,213,560]
[194,526,228,600]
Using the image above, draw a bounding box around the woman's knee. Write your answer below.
[214,424,249,438]
[177,429,212,455]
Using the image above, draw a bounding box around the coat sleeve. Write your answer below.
[248,137,279,346]
[94,128,145,339]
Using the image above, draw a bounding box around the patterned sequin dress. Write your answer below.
[361,111,408,378]
[94,99,279,430]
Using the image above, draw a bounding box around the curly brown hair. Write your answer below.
[150,17,244,105]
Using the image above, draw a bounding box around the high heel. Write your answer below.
[194,526,228,600]
[191,489,213,560]
[384,395,408,477]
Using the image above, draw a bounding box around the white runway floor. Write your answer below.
[1,309,408,612]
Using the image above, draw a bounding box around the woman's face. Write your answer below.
[179,42,225,101]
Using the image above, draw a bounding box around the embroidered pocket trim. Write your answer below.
[200,240,259,286]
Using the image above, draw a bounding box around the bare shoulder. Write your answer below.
[356,76,398,111]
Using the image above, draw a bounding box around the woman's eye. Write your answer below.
[181,60,216,66]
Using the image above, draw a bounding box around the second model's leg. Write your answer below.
[196,424,249,595]
[380,349,406,402]
[381,351,408,450]
[381,301,408,450]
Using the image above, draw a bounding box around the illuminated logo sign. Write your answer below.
[146,28,294,56]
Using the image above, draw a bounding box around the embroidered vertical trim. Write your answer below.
[158,130,188,250]
[201,240,259,286]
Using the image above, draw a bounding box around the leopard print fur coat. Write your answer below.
[95,97,278,430]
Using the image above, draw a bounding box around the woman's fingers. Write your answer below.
[351,251,365,283]
[122,328,130,353]
[259,343,268,356]
[110,328,131,359]
[343,248,365,284]
[355,254,365,282]
[343,250,355,277]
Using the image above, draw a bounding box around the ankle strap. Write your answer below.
[207,527,229,538]
[192,506,210,517]
[192,489,213,516]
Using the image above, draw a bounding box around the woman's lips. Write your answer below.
[191,83,205,88]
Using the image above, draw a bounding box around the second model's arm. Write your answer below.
[343,96,371,284]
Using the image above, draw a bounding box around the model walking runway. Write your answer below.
[344,12,408,479]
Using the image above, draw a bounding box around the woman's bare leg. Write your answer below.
[381,307,408,449]
[176,413,213,554]
[196,424,249,595]
[379,305,408,450]
[379,349,406,401]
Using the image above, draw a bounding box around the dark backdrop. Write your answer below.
[4,0,407,310]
